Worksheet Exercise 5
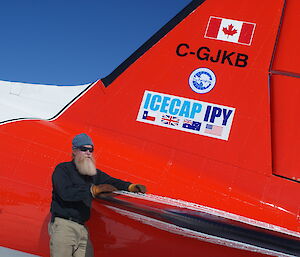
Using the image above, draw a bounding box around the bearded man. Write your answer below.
[49,133,146,257]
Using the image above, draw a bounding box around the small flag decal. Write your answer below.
[161,115,179,126]
[204,124,223,136]
[142,110,156,121]
[205,16,256,46]
[182,119,201,131]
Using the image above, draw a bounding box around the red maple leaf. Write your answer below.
[222,24,237,37]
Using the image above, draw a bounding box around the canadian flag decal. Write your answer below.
[205,16,256,46]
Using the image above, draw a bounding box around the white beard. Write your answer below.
[74,155,97,176]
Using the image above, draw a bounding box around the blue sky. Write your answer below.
[0,0,192,85]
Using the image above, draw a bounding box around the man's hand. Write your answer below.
[91,184,118,197]
[128,184,147,193]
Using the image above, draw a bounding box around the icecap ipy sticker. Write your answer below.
[189,68,216,94]
[136,90,235,141]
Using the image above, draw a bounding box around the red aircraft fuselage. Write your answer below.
[0,0,299,256]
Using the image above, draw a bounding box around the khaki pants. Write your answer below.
[48,217,94,257]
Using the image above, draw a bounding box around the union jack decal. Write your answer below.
[161,115,179,126]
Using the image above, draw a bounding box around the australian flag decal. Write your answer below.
[182,119,201,131]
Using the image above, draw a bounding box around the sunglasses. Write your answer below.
[78,146,94,153]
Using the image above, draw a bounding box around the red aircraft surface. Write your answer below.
[0,0,300,256]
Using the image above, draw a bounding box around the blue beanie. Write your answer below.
[72,133,93,148]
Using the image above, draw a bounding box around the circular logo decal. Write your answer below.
[189,68,216,94]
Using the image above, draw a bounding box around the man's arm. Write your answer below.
[96,170,131,191]
[95,170,146,193]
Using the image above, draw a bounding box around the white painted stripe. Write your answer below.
[0,247,40,257]
[107,206,296,257]
[0,80,97,125]
[115,191,300,239]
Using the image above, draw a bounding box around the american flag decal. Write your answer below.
[204,124,223,136]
